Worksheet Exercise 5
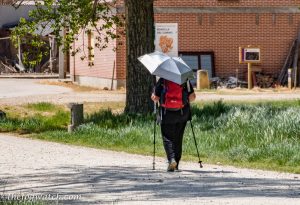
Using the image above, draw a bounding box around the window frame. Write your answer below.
[179,51,215,78]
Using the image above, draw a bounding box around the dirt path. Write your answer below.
[2,90,300,105]
[0,134,299,205]
[1,79,300,105]
[0,79,72,98]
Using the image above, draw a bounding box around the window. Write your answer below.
[179,52,215,86]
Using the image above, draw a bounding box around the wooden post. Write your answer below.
[197,70,201,90]
[59,29,66,79]
[288,68,292,90]
[68,103,84,133]
[236,68,239,88]
[294,67,298,89]
[197,70,209,90]
[18,36,21,63]
[72,41,76,82]
[0,110,6,120]
[49,36,53,74]
[293,30,300,88]
[111,60,116,90]
[16,36,25,72]
[248,63,252,89]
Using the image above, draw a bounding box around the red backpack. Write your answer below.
[161,80,185,109]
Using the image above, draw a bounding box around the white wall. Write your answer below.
[0,5,36,28]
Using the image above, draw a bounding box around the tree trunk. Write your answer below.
[124,0,155,114]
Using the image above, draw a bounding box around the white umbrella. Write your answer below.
[138,51,194,85]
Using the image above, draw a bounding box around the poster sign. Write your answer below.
[155,23,178,57]
[239,47,261,63]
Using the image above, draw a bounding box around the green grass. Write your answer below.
[0,110,69,134]
[1,101,300,173]
[26,102,57,112]
[0,200,46,205]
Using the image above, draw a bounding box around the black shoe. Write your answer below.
[167,159,177,172]
[175,162,179,171]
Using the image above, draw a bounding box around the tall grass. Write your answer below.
[188,102,300,172]
[26,102,57,112]
[0,111,69,134]
[1,101,299,173]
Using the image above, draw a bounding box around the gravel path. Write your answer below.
[0,79,72,98]
[1,79,300,105]
[0,79,124,105]
[2,91,300,105]
[0,92,126,105]
[0,134,299,205]
[1,79,300,204]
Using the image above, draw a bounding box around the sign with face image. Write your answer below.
[239,47,261,63]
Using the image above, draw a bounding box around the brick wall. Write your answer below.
[72,11,125,84]
[165,12,300,78]
[71,28,117,81]
[116,27,126,80]
[115,0,300,81]
[0,0,15,5]
[154,0,300,7]
[117,0,300,7]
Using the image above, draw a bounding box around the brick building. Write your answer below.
[71,0,300,89]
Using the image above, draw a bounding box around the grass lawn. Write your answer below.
[0,199,46,205]
[0,201,45,205]
[0,101,299,174]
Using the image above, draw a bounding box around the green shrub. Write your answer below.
[26,102,57,112]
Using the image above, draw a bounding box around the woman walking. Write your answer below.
[151,78,196,171]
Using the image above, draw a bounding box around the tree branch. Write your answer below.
[91,0,99,22]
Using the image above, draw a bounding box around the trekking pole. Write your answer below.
[153,102,157,170]
[151,76,158,170]
[190,120,203,168]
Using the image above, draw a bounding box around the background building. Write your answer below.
[71,0,300,89]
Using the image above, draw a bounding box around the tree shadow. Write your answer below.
[1,165,299,204]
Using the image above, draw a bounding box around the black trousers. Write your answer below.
[161,121,187,164]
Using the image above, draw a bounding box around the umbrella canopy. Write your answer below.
[138,51,195,85]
